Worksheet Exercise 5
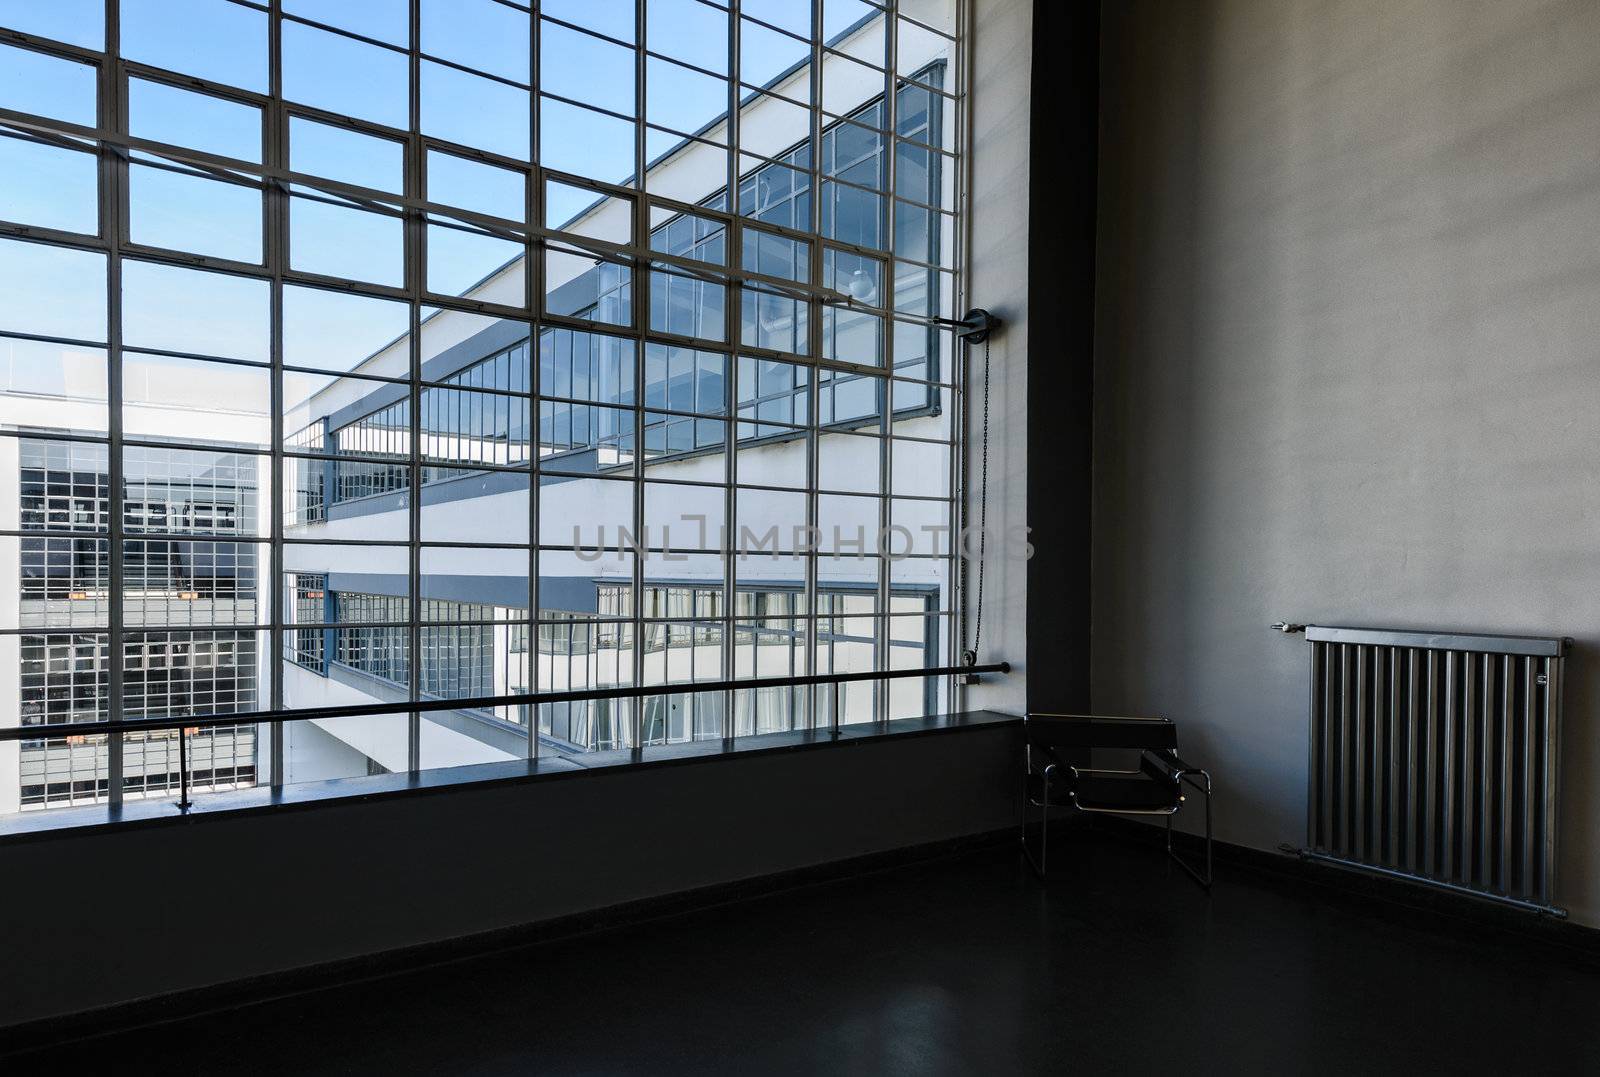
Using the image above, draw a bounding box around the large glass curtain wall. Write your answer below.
[0,0,965,814]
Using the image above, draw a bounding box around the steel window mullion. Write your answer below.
[404,0,423,771]
[526,0,541,754]
[266,0,287,787]
[797,0,824,730]
[630,0,648,754]
[875,0,900,722]
[722,0,740,742]
[102,2,127,808]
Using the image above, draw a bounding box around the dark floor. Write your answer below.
[12,829,1600,1075]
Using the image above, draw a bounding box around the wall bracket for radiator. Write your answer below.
[1276,623,1569,918]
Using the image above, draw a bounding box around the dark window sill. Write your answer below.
[0,710,1020,846]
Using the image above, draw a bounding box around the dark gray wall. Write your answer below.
[1025,1,1098,714]
[0,728,1018,1029]
[1094,0,1600,925]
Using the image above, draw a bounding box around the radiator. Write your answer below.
[1293,625,1568,916]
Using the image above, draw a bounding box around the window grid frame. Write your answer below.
[0,0,968,803]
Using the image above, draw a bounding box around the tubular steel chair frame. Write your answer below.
[1021,713,1213,887]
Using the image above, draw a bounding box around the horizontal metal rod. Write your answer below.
[1297,849,1568,918]
[0,662,1009,742]
[1300,625,1569,658]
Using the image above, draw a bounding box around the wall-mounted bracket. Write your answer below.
[935,307,1002,344]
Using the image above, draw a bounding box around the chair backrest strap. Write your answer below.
[1024,713,1177,751]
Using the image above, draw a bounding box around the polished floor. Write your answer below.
[14,828,1600,1075]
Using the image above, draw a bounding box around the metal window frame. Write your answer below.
[0,0,970,808]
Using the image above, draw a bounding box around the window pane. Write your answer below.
[821,180,883,249]
[540,98,636,187]
[897,17,954,84]
[541,0,634,43]
[128,161,263,263]
[128,78,262,163]
[548,180,631,243]
[0,337,108,436]
[825,247,883,306]
[0,44,96,126]
[647,57,728,140]
[427,221,524,299]
[0,132,97,234]
[121,0,268,93]
[820,53,883,119]
[741,287,808,355]
[648,0,727,74]
[122,260,270,363]
[0,239,106,341]
[123,354,271,451]
[823,302,882,365]
[736,91,812,162]
[738,154,811,229]
[740,19,811,92]
[0,0,104,49]
[745,0,813,40]
[290,194,404,287]
[422,61,531,160]
[546,248,632,327]
[428,150,526,222]
[284,0,409,48]
[824,0,886,51]
[282,20,409,130]
[422,0,529,83]
[541,22,635,117]
[743,227,810,283]
[283,285,410,377]
[289,117,404,194]
[648,204,726,265]
[649,268,726,343]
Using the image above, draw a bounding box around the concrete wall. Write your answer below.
[0,726,1018,1030]
[1094,0,1600,924]
[963,0,1032,716]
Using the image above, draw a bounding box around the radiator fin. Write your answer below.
[1306,631,1562,909]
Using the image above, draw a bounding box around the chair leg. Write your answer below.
[1021,768,1051,878]
[1165,774,1213,889]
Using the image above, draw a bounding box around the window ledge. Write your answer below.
[0,710,1020,846]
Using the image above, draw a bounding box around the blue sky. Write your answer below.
[1,0,897,373]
